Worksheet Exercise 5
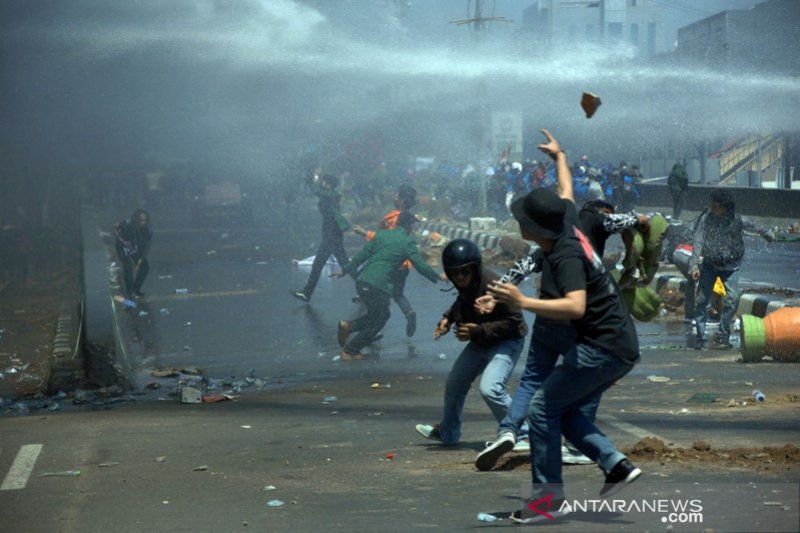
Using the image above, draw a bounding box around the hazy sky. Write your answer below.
[0,0,793,186]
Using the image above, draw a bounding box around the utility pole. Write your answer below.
[450,1,511,216]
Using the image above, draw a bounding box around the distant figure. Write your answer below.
[113,209,152,299]
[291,173,353,303]
[667,163,689,219]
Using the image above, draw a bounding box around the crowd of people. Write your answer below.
[280,126,781,523]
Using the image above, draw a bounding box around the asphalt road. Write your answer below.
[1,207,799,532]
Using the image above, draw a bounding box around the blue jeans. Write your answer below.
[499,322,588,441]
[528,343,635,499]
[438,337,524,444]
[694,266,739,344]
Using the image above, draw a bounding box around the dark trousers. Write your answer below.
[345,282,391,353]
[303,230,350,297]
[391,267,413,317]
[118,250,149,296]
[671,192,685,219]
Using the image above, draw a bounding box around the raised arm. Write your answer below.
[537,129,573,203]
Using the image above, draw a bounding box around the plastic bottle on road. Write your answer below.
[39,470,81,477]
[752,389,765,402]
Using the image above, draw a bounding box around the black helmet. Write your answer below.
[442,239,481,283]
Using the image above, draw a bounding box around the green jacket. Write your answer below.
[667,163,689,194]
[311,181,350,233]
[342,228,440,294]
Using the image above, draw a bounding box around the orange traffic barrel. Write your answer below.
[741,307,800,362]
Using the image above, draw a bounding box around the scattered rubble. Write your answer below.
[625,437,800,471]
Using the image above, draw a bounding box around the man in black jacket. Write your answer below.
[113,209,152,299]
[291,173,353,303]
[414,238,527,445]
[667,163,689,219]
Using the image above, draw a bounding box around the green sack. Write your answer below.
[622,286,661,322]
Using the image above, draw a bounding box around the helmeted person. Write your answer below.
[504,161,530,211]
[414,238,528,446]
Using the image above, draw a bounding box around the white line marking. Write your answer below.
[1,444,43,491]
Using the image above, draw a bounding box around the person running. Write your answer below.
[482,129,642,524]
[333,212,444,360]
[353,184,420,336]
[113,208,152,299]
[291,172,354,302]
[414,239,528,446]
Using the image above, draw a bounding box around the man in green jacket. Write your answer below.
[291,173,354,302]
[334,211,444,360]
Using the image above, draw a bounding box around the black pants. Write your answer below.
[671,192,684,219]
[391,266,413,317]
[345,282,391,353]
[303,229,350,298]
[117,247,149,296]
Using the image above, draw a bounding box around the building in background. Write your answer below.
[676,0,799,77]
[521,0,667,57]
[656,0,799,187]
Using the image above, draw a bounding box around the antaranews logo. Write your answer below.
[536,496,704,524]
[525,494,560,520]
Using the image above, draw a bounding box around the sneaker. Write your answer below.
[599,458,642,498]
[711,335,733,349]
[682,317,696,325]
[337,320,350,347]
[340,350,365,361]
[511,495,569,524]
[290,290,309,303]
[693,339,706,351]
[513,438,530,452]
[561,445,594,465]
[475,432,515,471]
[405,311,417,337]
[415,423,442,442]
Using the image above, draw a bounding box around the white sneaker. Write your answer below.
[475,432,515,471]
[513,438,530,452]
[561,444,594,465]
[414,424,442,442]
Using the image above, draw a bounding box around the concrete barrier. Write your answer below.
[653,273,790,318]
[81,207,134,388]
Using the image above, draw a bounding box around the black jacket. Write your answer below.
[443,269,527,347]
